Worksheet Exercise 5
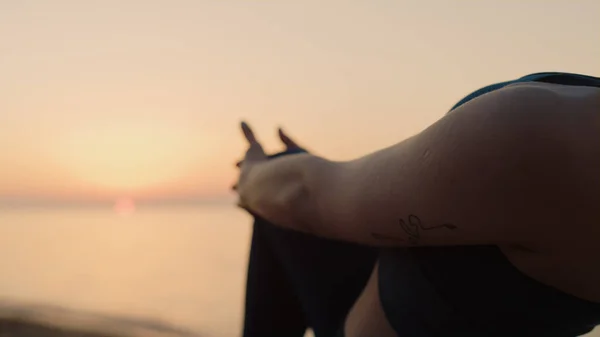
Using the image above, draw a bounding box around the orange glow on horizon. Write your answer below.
[114,197,136,215]
[51,122,202,194]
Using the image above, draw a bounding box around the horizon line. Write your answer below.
[0,195,236,209]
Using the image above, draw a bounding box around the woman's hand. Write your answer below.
[232,121,343,235]
[233,121,306,212]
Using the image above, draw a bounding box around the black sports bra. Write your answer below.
[378,72,600,337]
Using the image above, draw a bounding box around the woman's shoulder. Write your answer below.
[504,81,600,101]
[449,80,600,131]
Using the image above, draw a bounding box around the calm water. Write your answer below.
[0,205,253,337]
[0,206,598,337]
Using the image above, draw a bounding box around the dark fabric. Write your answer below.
[242,217,308,337]
[242,147,378,337]
[379,72,600,337]
[379,247,600,337]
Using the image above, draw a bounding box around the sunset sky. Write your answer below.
[1,0,599,204]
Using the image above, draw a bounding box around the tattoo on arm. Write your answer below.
[371,214,457,245]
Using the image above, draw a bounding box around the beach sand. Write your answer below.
[0,301,201,337]
[0,319,120,337]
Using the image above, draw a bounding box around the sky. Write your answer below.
[0,0,599,204]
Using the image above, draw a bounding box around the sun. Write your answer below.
[114,197,136,215]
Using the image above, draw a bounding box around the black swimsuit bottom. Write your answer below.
[378,72,600,337]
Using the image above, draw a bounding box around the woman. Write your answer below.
[235,72,600,337]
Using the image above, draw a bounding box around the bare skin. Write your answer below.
[343,264,397,337]
[234,82,600,336]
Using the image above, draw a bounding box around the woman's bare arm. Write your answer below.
[241,84,600,247]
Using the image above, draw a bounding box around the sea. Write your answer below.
[0,205,598,337]
[0,204,255,337]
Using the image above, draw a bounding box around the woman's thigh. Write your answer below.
[344,263,397,337]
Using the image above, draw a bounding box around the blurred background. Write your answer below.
[1,1,599,336]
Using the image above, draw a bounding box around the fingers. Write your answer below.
[278,127,300,149]
[246,139,266,157]
[235,126,302,168]
[241,121,301,150]
[241,121,257,145]
[239,120,266,163]
[237,122,304,169]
